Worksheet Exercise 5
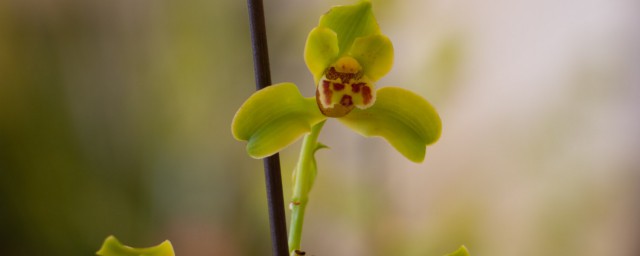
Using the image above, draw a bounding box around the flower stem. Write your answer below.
[288,120,326,255]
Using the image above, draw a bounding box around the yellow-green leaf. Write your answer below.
[318,1,379,56]
[96,236,174,256]
[232,83,326,158]
[305,27,340,83]
[338,87,441,162]
[349,34,393,81]
[444,245,470,256]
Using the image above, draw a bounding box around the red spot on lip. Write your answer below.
[333,83,345,91]
[322,80,332,105]
[322,80,331,89]
[340,95,353,107]
[362,85,372,105]
[352,83,365,93]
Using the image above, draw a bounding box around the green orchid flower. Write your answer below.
[233,0,441,163]
[234,1,451,254]
[96,236,175,256]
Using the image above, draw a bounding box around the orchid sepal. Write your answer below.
[232,83,327,158]
[338,86,442,163]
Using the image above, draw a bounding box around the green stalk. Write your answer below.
[288,120,326,255]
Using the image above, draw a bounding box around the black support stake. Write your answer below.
[246,0,290,255]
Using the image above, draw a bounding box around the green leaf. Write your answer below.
[349,34,393,81]
[318,1,380,56]
[444,245,470,256]
[232,83,327,158]
[305,27,340,83]
[96,236,174,256]
[338,87,441,162]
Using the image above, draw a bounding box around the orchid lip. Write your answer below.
[316,57,376,117]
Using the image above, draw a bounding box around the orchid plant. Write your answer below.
[233,1,466,256]
[97,1,468,256]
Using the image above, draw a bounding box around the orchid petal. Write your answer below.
[305,27,340,83]
[349,34,394,81]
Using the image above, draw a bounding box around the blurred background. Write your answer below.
[1,0,639,255]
